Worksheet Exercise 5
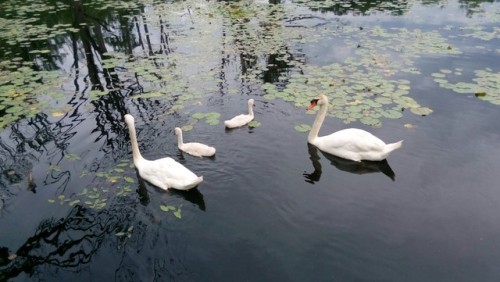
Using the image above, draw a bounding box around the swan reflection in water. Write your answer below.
[136,170,206,211]
[303,143,396,184]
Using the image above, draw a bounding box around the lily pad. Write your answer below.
[248,120,261,128]
[294,124,311,132]
[410,107,433,116]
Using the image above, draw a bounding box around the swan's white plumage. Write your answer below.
[175,127,216,157]
[307,94,402,162]
[124,114,203,190]
[224,99,255,128]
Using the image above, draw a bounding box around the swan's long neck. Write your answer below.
[176,130,184,147]
[308,102,328,144]
[127,122,143,163]
[248,103,254,117]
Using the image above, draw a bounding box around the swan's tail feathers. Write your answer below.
[179,176,204,190]
[193,176,204,187]
[386,140,403,153]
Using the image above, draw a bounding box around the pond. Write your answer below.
[1,0,499,280]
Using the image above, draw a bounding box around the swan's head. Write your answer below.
[248,98,255,106]
[174,127,182,136]
[307,94,328,110]
[124,114,135,125]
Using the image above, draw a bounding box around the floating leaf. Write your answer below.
[117,162,129,167]
[381,109,403,119]
[360,116,382,127]
[65,153,81,161]
[51,111,65,117]
[173,209,182,219]
[181,124,194,131]
[192,112,206,119]
[160,205,176,212]
[294,124,311,132]
[206,112,221,119]
[124,177,135,183]
[205,118,219,125]
[410,107,433,116]
[248,120,261,128]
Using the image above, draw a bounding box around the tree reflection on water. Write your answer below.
[0,0,497,279]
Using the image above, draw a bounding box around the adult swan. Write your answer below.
[124,114,203,190]
[307,94,403,162]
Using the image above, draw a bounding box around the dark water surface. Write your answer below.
[1,0,499,281]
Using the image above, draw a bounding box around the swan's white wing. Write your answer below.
[316,128,386,153]
[224,114,253,128]
[180,142,216,157]
[138,157,201,190]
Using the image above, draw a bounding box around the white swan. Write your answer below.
[174,127,216,157]
[124,114,203,190]
[224,99,255,128]
[307,94,403,162]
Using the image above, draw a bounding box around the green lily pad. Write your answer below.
[294,124,311,132]
[410,107,433,116]
[192,112,206,119]
[248,120,261,128]
[160,205,176,212]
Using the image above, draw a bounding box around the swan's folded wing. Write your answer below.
[318,128,385,153]
[224,114,253,127]
[181,142,215,157]
[158,158,198,179]
[140,157,198,180]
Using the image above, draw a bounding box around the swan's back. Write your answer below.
[315,128,402,161]
[180,142,216,157]
[137,157,203,190]
[224,114,253,128]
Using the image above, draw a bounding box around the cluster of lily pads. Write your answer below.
[291,0,412,14]
[262,62,432,127]
[0,0,69,17]
[160,204,182,219]
[180,112,221,131]
[67,0,489,129]
[0,19,78,49]
[47,157,186,219]
[0,60,67,129]
[1,0,498,132]
[433,68,500,105]
[48,160,135,210]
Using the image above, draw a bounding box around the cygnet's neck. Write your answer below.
[248,103,254,117]
[176,130,184,147]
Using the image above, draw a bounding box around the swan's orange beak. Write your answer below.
[307,99,319,110]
